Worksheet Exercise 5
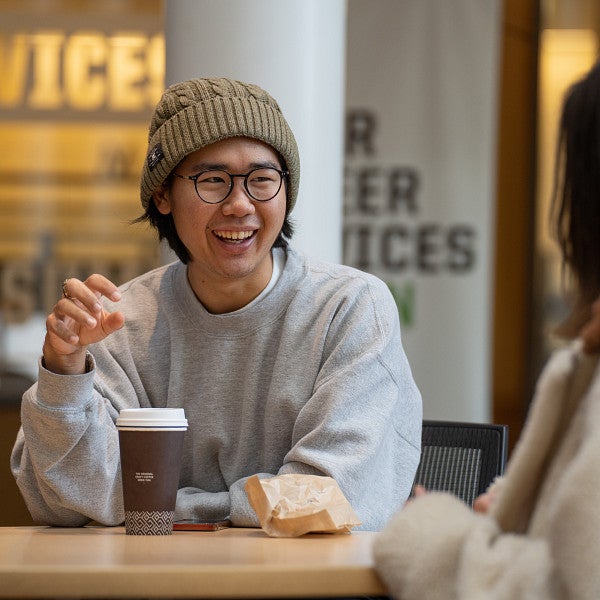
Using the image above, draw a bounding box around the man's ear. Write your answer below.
[153,186,172,215]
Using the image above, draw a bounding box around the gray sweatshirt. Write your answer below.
[11,246,422,531]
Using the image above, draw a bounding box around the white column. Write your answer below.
[164,0,346,263]
[345,0,502,422]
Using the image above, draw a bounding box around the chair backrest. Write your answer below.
[413,420,509,506]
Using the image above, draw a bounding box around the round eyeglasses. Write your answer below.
[172,167,288,204]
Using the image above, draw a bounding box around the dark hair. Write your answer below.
[133,163,295,264]
[551,59,600,332]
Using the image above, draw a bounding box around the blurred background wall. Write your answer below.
[1,0,599,525]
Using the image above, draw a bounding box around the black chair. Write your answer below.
[413,420,509,507]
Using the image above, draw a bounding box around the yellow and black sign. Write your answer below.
[0,1,165,324]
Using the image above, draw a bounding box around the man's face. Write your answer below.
[153,137,287,295]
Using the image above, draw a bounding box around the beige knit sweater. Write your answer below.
[374,340,600,599]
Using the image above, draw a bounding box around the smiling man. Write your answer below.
[11,78,422,531]
[157,137,288,313]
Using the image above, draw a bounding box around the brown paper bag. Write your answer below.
[245,473,362,537]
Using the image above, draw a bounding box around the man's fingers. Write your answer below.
[83,274,122,302]
[61,275,121,317]
[101,311,125,336]
[56,297,98,329]
[46,313,80,348]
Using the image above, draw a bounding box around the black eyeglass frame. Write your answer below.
[172,167,289,205]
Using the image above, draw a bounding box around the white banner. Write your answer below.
[344,0,501,421]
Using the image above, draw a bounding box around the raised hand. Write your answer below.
[43,274,125,374]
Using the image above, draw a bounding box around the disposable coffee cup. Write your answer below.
[116,408,188,535]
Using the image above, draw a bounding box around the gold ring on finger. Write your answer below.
[61,279,74,300]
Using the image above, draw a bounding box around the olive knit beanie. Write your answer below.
[140,77,300,214]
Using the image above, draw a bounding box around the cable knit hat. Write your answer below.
[141,77,300,214]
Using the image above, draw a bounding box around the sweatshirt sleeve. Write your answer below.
[373,493,554,600]
[10,356,124,527]
[278,275,422,531]
[175,475,266,527]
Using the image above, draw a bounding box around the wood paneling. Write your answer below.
[0,407,35,525]
[492,0,539,452]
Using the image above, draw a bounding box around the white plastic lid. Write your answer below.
[116,408,188,429]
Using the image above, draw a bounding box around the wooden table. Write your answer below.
[0,526,387,598]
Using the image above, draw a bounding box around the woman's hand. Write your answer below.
[473,489,497,514]
[413,484,496,514]
[43,274,124,375]
[412,484,427,498]
[581,297,600,354]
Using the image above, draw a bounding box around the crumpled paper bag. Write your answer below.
[245,473,361,537]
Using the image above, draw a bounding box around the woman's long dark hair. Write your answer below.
[551,59,600,332]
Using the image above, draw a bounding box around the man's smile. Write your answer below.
[213,230,256,242]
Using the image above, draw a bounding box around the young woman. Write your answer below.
[374,60,600,600]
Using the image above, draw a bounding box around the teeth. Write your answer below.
[215,230,254,240]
